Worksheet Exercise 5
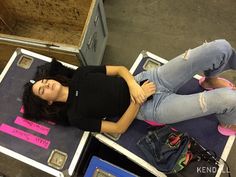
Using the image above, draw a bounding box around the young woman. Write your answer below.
[23,39,236,136]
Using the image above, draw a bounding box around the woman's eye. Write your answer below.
[39,87,44,95]
[42,79,47,84]
[41,89,44,95]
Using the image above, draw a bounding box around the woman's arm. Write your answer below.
[106,65,145,104]
[100,101,140,134]
[100,80,156,134]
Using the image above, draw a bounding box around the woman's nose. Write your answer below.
[44,83,50,88]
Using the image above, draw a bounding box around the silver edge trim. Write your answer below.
[21,49,78,69]
[0,51,17,83]
[0,37,79,53]
[68,132,90,176]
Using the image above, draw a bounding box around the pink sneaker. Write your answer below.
[199,77,234,90]
[218,125,236,136]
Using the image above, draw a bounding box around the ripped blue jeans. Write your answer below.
[135,39,236,125]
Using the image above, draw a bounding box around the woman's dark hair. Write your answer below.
[22,59,75,126]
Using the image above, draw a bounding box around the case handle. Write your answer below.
[94,15,99,26]
[87,32,97,52]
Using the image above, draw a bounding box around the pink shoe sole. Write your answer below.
[218,125,236,136]
[144,120,178,131]
[199,77,234,90]
[144,120,165,126]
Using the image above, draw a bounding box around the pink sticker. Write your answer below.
[0,124,50,149]
[20,106,24,113]
[14,116,50,135]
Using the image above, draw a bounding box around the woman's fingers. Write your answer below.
[131,96,136,104]
[132,91,146,104]
[141,81,156,99]
[146,82,156,91]
[136,95,146,105]
[129,81,147,104]
[138,80,157,104]
[133,90,145,103]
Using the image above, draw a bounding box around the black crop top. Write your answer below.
[66,66,130,132]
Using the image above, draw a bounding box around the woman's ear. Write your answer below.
[48,101,53,105]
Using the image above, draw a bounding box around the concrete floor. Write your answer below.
[0,0,236,176]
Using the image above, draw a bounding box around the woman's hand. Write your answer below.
[128,81,146,105]
[105,66,155,105]
[141,80,156,99]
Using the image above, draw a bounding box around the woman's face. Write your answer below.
[32,79,62,103]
